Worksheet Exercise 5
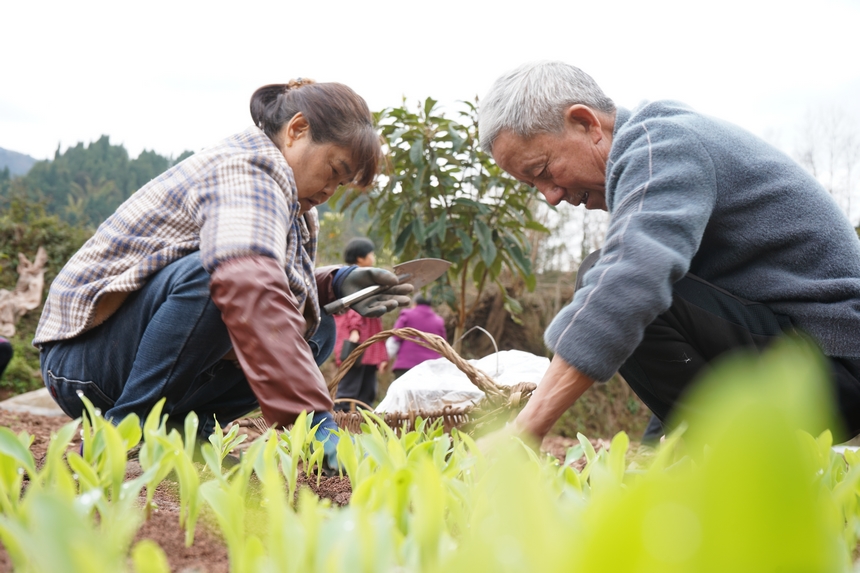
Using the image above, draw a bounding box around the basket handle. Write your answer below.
[327,327,505,400]
[333,398,373,412]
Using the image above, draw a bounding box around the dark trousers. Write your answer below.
[41,252,336,437]
[333,364,378,411]
[641,414,664,447]
[578,251,860,441]
[0,339,12,379]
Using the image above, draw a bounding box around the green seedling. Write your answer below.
[0,427,36,514]
[200,416,246,482]
[4,335,860,571]
[276,411,318,504]
[131,539,171,573]
[36,420,80,499]
[210,416,247,464]
[199,437,266,573]
[173,412,204,546]
[0,486,143,573]
[138,399,179,519]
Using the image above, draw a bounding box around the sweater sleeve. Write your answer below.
[392,310,409,341]
[545,112,717,382]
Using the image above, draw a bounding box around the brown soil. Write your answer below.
[0,410,594,572]
[0,410,354,573]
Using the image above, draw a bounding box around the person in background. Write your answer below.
[388,294,447,378]
[0,336,12,380]
[333,238,389,410]
[35,80,412,471]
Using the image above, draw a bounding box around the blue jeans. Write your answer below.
[41,252,335,437]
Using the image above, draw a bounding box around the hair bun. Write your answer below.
[286,77,316,91]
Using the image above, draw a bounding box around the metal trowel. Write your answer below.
[323,258,451,315]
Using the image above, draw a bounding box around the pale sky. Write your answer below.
[2,0,859,161]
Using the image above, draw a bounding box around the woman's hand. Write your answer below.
[349,330,360,343]
[340,267,413,317]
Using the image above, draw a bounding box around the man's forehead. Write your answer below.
[493,132,541,169]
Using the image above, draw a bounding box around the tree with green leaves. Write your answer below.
[3,137,193,229]
[336,98,548,350]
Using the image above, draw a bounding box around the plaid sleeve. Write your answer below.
[196,153,298,273]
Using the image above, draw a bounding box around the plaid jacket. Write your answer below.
[34,127,319,345]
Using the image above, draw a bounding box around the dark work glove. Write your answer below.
[311,411,340,474]
[341,267,413,317]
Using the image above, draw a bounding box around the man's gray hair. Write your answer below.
[479,61,615,154]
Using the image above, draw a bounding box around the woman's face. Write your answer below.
[278,114,357,213]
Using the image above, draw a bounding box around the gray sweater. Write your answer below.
[545,101,860,382]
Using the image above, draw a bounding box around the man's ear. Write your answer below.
[564,105,603,142]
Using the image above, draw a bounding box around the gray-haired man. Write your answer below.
[480,61,860,443]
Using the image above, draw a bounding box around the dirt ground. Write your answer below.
[0,409,598,572]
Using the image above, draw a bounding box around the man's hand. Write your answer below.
[341,267,413,317]
[475,357,594,457]
[513,355,595,444]
[476,420,528,459]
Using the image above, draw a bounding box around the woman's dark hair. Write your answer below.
[343,237,375,264]
[250,79,382,187]
[414,295,432,306]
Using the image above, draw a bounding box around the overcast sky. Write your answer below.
[2,0,859,161]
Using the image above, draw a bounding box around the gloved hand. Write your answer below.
[311,411,340,474]
[341,267,413,317]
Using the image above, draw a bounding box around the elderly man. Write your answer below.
[480,61,860,443]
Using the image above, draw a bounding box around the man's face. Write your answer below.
[491,110,610,211]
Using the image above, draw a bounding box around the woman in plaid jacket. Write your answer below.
[35,80,411,454]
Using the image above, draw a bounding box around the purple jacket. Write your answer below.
[391,304,447,371]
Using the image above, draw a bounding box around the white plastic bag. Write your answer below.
[375,349,550,413]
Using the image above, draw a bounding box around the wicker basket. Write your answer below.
[329,327,537,434]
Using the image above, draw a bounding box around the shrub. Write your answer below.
[0,193,91,395]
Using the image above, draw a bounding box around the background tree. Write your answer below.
[794,106,860,224]
[0,190,91,394]
[314,204,379,267]
[1,137,193,229]
[335,98,548,350]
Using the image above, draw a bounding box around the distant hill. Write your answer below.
[1,136,196,228]
[0,147,38,176]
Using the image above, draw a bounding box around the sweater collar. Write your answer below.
[612,107,632,140]
[603,107,633,212]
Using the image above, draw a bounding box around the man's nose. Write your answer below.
[537,182,564,206]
